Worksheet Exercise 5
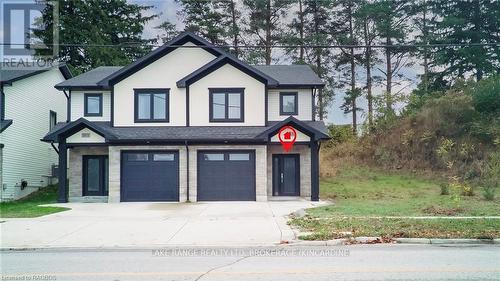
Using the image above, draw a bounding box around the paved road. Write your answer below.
[1,244,499,280]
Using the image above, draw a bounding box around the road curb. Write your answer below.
[291,237,499,246]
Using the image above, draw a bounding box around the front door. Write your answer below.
[273,154,300,196]
[83,155,108,196]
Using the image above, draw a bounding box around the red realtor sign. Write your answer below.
[278,126,297,152]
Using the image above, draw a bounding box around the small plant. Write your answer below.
[460,183,474,196]
[482,186,495,201]
[439,183,449,195]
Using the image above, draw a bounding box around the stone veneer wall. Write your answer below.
[68,146,108,202]
[188,145,268,202]
[266,144,311,199]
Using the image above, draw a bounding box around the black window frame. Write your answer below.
[84,93,103,117]
[279,92,298,116]
[49,110,57,130]
[209,88,244,123]
[134,88,170,123]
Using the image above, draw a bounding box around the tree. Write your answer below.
[430,0,500,82]
[355,0,380,131]
[372,0,414,113]
[243,0,294,65]
[155,21,180,44]
[334,0,363,133]
[33,0,157,74]
[176,0,225,45]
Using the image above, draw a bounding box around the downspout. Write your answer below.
[185,140,190,202]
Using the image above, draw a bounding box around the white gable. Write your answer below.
[113,42,217,126]
[270,127,310,142]
[66,128,105,143]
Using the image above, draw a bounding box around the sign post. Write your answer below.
[278,126,297,152]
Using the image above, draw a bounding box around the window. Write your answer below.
[127,153,149,161]
[84,93,103,116]
[209,88,244,122]
[280,92,298,115]
[203,153,224,161]
[134,89,169,122]
[49,110,57,130]
[153,153,175,161]
[229,153,250,161]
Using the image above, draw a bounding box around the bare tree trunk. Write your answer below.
[298,0,304,61]
[385,35,392,111]
[364,19,373,131]
[422,0,429,92]
[349,4,357,134]
[230,0,239,58]
[313,1,323,120]
[265,0,272,65]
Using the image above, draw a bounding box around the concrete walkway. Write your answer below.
[0,201,326,249]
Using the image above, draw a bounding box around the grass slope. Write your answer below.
[0,186,70,218]
[291,167,500,239]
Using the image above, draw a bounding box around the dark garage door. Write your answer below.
[121,151,179,202]
[197,150,256,201]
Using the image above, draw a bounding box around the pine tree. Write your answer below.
[371,0,414,113]
[355,0,380,131]
[176,0,225,45]
[334,0,363,133]
[243,0,294,65]
[430,0,500,82]
[33,0,157,74]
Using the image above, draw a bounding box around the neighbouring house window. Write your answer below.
[209,88,244,122]
[49,110,57,130]
[134,89,169,122]
[280,92,298,115]
[84,93,103,116]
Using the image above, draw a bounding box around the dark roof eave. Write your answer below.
[257,116,330,141]
[268,83,325,89]
[0,119,13,133]
[54,85,111,91]
[176,55,279,88]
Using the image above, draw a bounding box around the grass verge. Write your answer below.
[291,166,500,240]
[316,167,500,217]
[0,186,70,218]
[290,217,500,240]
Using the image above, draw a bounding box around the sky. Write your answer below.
[1,0,422,125]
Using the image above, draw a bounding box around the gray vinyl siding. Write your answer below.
[0,68,67,200]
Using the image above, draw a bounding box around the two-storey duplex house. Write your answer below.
[1,65,72,200]
[42,32,329,203]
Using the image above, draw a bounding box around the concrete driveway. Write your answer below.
[0,201,325,249]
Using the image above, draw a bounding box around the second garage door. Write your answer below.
[197,150,256,201]
[121,151,179,202]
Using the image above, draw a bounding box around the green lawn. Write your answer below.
[0,186,70,218]
[290,167,500,239]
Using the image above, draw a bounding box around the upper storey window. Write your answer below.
[134,89,169,123]
[209,88,244,122]
[84,93,103,117]
[280,92,298,115]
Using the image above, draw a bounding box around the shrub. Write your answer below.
[440,183,450,195]
[482,186,495,201]
[470,75,500,115]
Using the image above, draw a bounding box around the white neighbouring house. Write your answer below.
[0,65,72,201]
[43,32,330,203]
